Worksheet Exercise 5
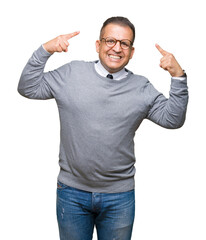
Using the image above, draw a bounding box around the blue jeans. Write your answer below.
[56,181,135,240]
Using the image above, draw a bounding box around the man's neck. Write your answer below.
[95,60,128,81]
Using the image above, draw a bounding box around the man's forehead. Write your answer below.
[101,24,133,39]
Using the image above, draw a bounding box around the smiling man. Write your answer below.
[96,20,135,73]
[18,17,188,240]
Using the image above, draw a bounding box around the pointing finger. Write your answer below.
[59,40,68,52]
[155,43,167,56]
[65,31,80,40]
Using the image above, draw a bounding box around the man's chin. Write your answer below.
[100,59,125,73]
[106,63,124,73]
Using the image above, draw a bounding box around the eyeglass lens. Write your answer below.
[104,37,131,49]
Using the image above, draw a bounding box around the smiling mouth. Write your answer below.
[109,54,122,60]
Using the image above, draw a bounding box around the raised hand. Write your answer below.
[43,31,80,54]
[155,44,184,77]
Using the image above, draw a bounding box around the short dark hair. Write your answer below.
[100,16,135,45]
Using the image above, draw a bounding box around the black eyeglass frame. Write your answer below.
[100,37,133,50]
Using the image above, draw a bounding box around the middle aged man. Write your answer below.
[18,16,188,240]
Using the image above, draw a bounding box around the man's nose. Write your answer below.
[112,41,122,52]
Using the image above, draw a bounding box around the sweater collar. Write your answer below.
[95,60,128,81]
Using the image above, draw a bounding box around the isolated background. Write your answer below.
[1,0,205,239]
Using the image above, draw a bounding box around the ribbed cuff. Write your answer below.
[33,45,52,64]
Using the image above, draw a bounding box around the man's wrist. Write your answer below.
[172,70,187,81]
[42,44,53,55]
[178,70,187,77]
[172,69,184,77]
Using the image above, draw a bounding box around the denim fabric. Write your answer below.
[56,181,135,240]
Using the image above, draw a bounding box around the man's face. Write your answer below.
[96,24,135,73]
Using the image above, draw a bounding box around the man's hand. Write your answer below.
[43,31,80,54]
[155,44,184,77]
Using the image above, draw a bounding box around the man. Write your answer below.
[18,16,188,240]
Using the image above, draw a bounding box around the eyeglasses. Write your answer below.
[101,37,133,50]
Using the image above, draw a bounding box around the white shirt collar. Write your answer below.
[95,60,128,81]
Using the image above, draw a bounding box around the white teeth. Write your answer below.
[109,55,121,59]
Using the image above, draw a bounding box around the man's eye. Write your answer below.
[121,41,129,47]
[107,39,115,44]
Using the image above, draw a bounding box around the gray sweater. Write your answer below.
[18,46,188,193]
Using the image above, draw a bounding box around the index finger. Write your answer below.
[65,31,80,40]
[155,43,167,56]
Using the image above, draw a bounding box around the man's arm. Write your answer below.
[146,45,188,129]
[146,79,188,129]
[17,32,80,99]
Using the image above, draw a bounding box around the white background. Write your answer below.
[1,0,206,239]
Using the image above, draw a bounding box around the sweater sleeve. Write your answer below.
[146,78,189,129]
[17,45,69,100]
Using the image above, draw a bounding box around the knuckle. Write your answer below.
[57,35,63,41]
[168,53,173,58]
[54,43,59,49]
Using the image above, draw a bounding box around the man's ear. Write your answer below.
[130,47,135,59]
[95,40,100,53]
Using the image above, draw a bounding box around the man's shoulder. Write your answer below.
[69,60,95,68]
[130,72,150,85]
